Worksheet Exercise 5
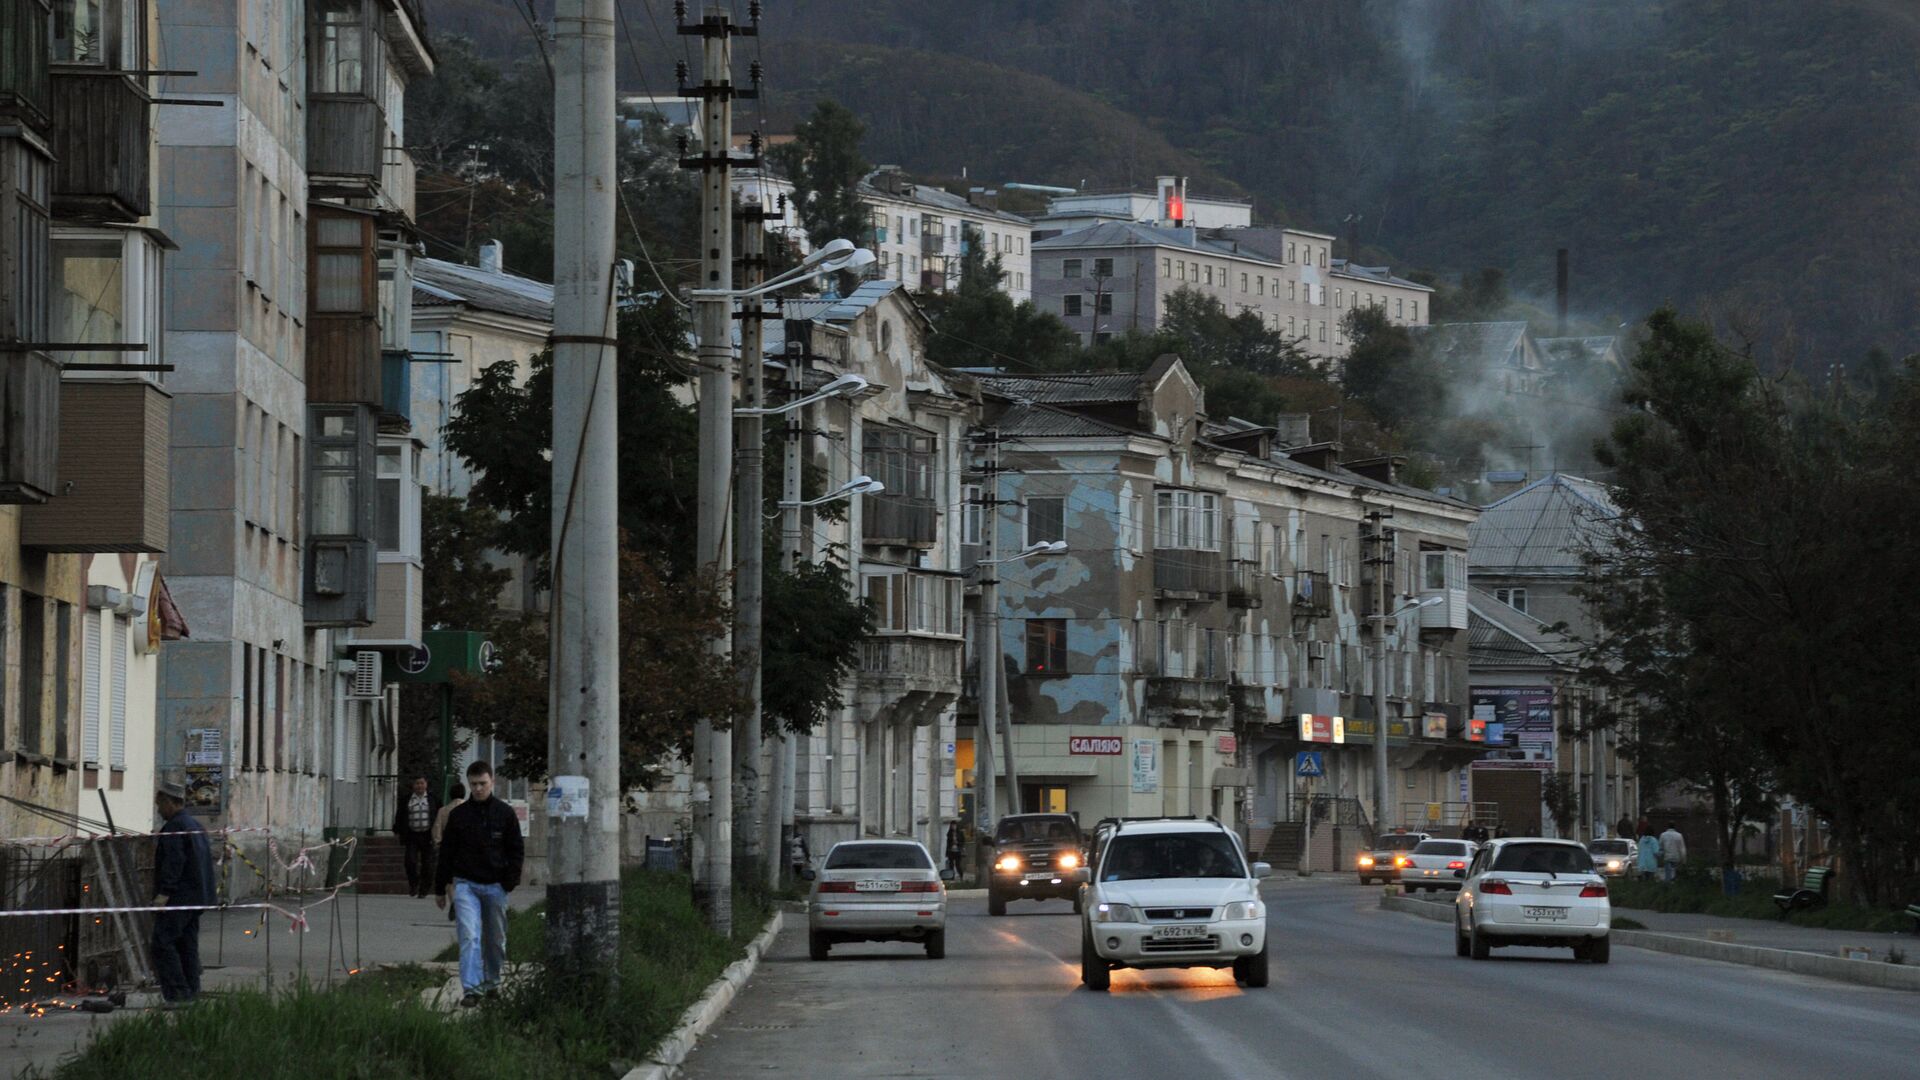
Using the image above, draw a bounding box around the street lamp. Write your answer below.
[778,475,884,508]
[695,240,876,301]
[980,540,1068,565]
[1373,592,1445,836]
[734,372,883,417]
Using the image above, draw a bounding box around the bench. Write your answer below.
[1904,902,1920,935]
[1772,866,1832,917]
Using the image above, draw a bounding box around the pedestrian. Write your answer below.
[391,774,441,898]
[1616,816,1635,843]
[1494,822,1510,839]
[151,781,216,1007]
[788,830,812,880]
[944,821,963,877]
[433,782,467,848]
[1659,823,1687,883]
[1637,825,1661,881]
[434,761,523,1007]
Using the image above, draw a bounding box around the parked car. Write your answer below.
[987,812,1087,916]
[1076,817,1271,991]
[1358,830,1430,885]
[1455,838,1612,963]
[1399,838,1478,892]
[803,839,956,960]
[1586,838,1637,877]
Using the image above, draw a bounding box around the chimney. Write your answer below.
[1273,413,1312,448]
[1344,455,1405,485]
[1555,247,1569,337]
[967,187,999,211]
[1483,469,1530,502]
[874,165,908,196]
[478,239,505,274]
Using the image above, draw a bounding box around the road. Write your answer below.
[683,877,1920,1079]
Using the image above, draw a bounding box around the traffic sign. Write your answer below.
[1295,751,1325,778]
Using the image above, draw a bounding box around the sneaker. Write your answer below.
[459,993,481,1008]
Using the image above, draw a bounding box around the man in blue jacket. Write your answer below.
[152,780,216,1005]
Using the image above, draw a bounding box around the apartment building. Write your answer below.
[960,358,1482,859]
[1037,176,1253,233]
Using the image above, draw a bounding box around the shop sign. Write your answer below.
[1300,713,1345,744]
[1424,713,1449,739]
[1465,717,1488,742]
[1069,735,1124,755]
[1216,734,1238,755]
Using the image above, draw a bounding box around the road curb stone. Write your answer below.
[621,907,785,1080]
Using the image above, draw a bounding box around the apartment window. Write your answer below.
[1093,331,1112,344]
[863,428,936,501]
[1120,491,1144,554]
[1240,272,1249,292]
[1093,257,1114,278]
[1062,294,1083,317]
[1319,249,1327,268]
[82,610,101,766]
[1271,523,1290,574]
[312,211,374,314]
[310,0,380,96]
[310,407,364,537]
[1494,587,1529,614]
[1014,272,1023,289]
[1018,237,1025,254]
[53,0,144,67]
[1287,242,1296,263]
[374,445,403,551]
[1334,288,1343,308]
[1256,274,1264,294]
[1288,281,1297,301]
[1396,297,1405,317]
[1153,490,1220,551]
[18,594,42,755]
[1410,300,1419,321]
[53,602,71,760]
[1161,257,1171,277]
[1062,258,1083,279]
[962,483,983,545]
[1025,495,1065,545]
[1095,293,1113,315]
[1424,550,1466,591]
[1318,322,1327,342]
[109,614,127,769]
[1025,619,1068,675]
[1189,261,1198,280]
[1203,265,1212,286]
[864,572,962,636]
[51,229,165,370]
[1337,538,1352,586]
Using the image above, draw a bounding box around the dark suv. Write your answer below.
[986,813,1086,915]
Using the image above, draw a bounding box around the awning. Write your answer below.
[154,574,190,640]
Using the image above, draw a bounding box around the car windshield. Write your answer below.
[997,817,1079,844]
[825,843,932,870]
[1490,843,1596,875]
[1413,840,1470,856]
[1377,834,1424,851]
[1100,832,1245,881]
[1588,840,1632,855]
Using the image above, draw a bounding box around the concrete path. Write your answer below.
[1613,906,1917,962]
[683,876,1920,1079]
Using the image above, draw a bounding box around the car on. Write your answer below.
[1357,830,1430,885]
[1586,838,1636,877]
[987,812,1087,916]
[1076,818,1272,991]
[1455,837,1612,963]
[1398,838,1478,892]
[803,839,955,960]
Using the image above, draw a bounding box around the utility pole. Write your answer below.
[771,330,805,889]
[683,1,751,935]
[733,198,770,885]
[1368,509,1393,836]
[547,0,621,973]
[971,432,1001,849]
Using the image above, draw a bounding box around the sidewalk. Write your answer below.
[4,889,541,1078]
[1614,906,1916,962]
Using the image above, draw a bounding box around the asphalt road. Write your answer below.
[682,877,1920,1079]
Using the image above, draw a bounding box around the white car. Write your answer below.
[1398,838,1478,892]
[1454,837,1612,963]
[1075,818,1271,991]
[803,839,955,960]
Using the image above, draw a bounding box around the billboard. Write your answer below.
[1470,687,1556,761]
[1299,714,1345,744]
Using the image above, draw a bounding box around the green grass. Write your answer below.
[1608,868,1911,934]
[43,870,775,1080]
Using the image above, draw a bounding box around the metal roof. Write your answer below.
[1412,322,1532,371]
[975,371,1142,405]
[1331,258,1433,292]
[1033,221,1277,263]
[990,401,1138,439]
[1537,336,1622,371]
[1467,591,1567,671]
[412,258,553,323]
[860,176,1032,226]
[1468,473,1621,573]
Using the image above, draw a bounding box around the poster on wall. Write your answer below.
[1130,739,1159,793]
[184,728,225,810]
[1469,687,1556,760]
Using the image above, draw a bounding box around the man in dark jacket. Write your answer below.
[152,781,216,1005]
[434,760,523,1005]
[391,775,441,897]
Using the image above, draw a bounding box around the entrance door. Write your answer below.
[1020,784,1069,815]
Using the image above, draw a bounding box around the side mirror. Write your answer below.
[798,866,817,882]
[939,867,957,882]
[1071,866,1091,883]
[1252,861,1273,879]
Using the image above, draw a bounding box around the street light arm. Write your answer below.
[735,373,879,417]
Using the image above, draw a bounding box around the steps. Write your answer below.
[1261,822,1305,869]
[354,835,417,895]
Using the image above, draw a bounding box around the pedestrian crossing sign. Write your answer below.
[1296,751,1325,778]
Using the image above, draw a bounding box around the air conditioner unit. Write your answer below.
[348,650,383,699]
[1307,641,1331,660]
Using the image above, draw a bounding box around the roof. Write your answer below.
[1468,473,1622,573]
[1111,818,1233,836]
[1412,322,1532,371]
[1033,221,1279,264]
[1468,588,1570,671]
[973,371,1141,405]
[1537,336,1622,371]
[1331,258,1433,293]
[744,280,929,356]
[860,175,1031,226]
[412,258,553,323]
[990,401,1139,439]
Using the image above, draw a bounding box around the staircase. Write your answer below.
[1260,822,1306,869]
[353,835,415,895]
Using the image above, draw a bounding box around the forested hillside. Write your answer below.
[429,0,1920,363]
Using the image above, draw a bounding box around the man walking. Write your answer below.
[435,761,523,1006]
[392,775,441,898]
[1659,823,1688,883]
[151,781,215,1006]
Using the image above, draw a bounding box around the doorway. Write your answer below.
[1020,784,1069,816]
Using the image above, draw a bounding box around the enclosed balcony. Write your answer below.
[1292,570,1332,618]
[863,495,937,547]
[1154,548,1223,599]
[309,96,385,189]
[308,207,383,404]
[1227,560,1263,608]
[50,69,150,222]
[0,1,52,129]
[21,379,170,551]
[307,0,389,192]
[0,352,59,504]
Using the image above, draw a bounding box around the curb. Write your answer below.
[621,908,785,1080]
[1378,893,1920,991]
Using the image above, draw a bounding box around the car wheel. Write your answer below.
[988,892,1007,917]
[1586,934,1610,965]
[925,929,946,960]
[1240,942,1270,988]
[1454,916,1471,958]
[1072,893,1083,915]
[1081,928,1110,991]
[809,931,831,961]
[1469,921,1491,961]
[1357,875,1370,886]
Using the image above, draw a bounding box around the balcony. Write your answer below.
[1227,561,1263,608]
[857,635,964,723]
[863,495,938,547]
[352,559,422,647]
[921,232,947,256]
[380,350,410,424]
[21,379,170,551]
[308,96,386,191]
[49,70,150,222]
[1154,548,1222,599]
[1292,570,1332,618]
[0,2,51,129]
[308,315,383,405]
[0,351,59,504]
[383,145,416,219]
[1145,676,1231,722]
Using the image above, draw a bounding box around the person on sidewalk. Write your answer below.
[433,781,466,847]
[391,775,441,898]
[1616,816,1636,843]
[1659,824,1687,882]
[151,781,216,1006]
[944,821,964,877]
[434,761,523,1007]
[1637,826,1661,880]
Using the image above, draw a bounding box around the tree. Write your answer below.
[771,99,872,258]
[920,235,1080,371]
[1341,306,1445,431]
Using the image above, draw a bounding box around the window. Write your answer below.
[53,0,142,67]
[1062,294,1083,317]
[1240,272,1249,292]
[310,407,362,537]
[864,571,962,636]
[1256,274,1264,294]
[1161,257,1171,277]
[1288,281,1297,301]
[1026,619,1068,674]
[1423,550,1452,591]
[1410,300,1419,321]
[863,428,936,501]
[1093,257,1114,278]
[1494,587,1529,614]
[1014,272,1024,289]
[1271,523,1290,574]
[826,843,934,870]
[1095,293,1113,315]
[1119,491,1144,554]
[1319,249,1328,268]
[312,211,373,314]
[310,0,379,95]
[1337,537,1352,586]
[1153,490,1220,550]
[1093,331,1112,344]
[50,229,164,371]
[1062,258,1083,279]
[1396,297,1405,317]
[1334,288,1343,308]
[1025,495,1065,545]
[1189,261,1198,280]
[374,445,403,551]
[82,609,101,766]
[962,483,983,545]
[1318,322,1327,343]
[1203,265,1213,286]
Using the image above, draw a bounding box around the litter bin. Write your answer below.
[644,836,679,872]
[1722,867,1741,896]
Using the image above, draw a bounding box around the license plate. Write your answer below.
[1523,905,1568,920]
[854,879,900,892]
[1152,924,1208,940]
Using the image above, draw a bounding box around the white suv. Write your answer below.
[1075,818,1271,991]
[1455,837,1612,963]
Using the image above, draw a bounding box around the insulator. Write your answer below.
[750,60,763,84]
[749,131,764,154]
[674,1,687,21]
[777,193,787,212]
[676,132,689,156]
[750,1,762,22]
[676,61,688,84]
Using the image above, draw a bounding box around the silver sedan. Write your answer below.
[803,839,955,960]
[1399,838,1478,892]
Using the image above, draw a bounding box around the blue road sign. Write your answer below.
[1296,751,1325,778]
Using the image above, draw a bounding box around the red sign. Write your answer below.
[1300,714,1344,744]
[1216,735,1238,755]
[1465,718,1488,743]
[1069,736,1124,755]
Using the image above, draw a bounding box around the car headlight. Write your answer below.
[1606,859,1622,871]
[1358,855,1375,867]
[1058,852,1080,869]
[1093,902,1136,923]
[994,854,1021,872]
[1221,901,1264,921]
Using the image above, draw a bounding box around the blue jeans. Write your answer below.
[453,879,508,994]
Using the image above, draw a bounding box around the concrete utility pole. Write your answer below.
[547,0,621,972]
[733,199,769,885]
[1369,509,1392,835]
[771,332,805,889]
[688,2,741,935]
[971,433,1001,847]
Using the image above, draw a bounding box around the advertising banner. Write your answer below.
[184,728,224,810]
[1470,687,1556,760]
[1130,739,1159,793]
[1299,714,1345,744]
[1423,713,1449,739]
